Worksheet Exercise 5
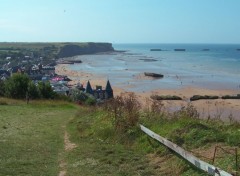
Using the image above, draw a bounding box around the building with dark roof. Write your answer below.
[105,80,113,98]
[85,80,93,94]
[85,80,113,100]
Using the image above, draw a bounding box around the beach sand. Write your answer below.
[55,64,240,121]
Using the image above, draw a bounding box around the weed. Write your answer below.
[104,93,140,133]
[174,103,199,119]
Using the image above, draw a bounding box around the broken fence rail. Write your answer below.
[140,124,232,176]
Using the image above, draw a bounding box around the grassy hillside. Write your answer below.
[0,98,77,176]
[68,103,239,175]
[0,97,239,175]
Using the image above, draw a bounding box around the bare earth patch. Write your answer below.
[58,128,77,176]
[64,131,77,151]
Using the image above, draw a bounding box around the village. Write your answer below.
[0,54,113,101]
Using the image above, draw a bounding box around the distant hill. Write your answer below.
[0,42,114,59]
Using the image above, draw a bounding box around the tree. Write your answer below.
[4,73,30,99]
[28,81,41,99]
[37,81,55,99]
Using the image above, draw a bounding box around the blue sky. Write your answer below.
[1,0,240,43]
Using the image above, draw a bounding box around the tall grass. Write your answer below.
[104,93,140,133]
[101,93,240,175]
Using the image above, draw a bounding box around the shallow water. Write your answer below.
[69,43,240,92]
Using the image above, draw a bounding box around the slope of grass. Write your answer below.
[138,112,240,175]
[62,97,240,176]
[0,98,77,176]
[1,97,239,175]
[65,107,158,175]
[64,107,207,175]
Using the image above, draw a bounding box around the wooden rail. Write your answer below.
[140,124,232,176]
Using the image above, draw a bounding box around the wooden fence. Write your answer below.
[140,124,233,176]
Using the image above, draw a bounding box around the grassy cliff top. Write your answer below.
[0,42,112,50]
[0,42,114,61]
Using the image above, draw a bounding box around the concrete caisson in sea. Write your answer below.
[174,49,186,51]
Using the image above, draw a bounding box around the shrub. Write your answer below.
[37,81,55,99]
[85,97,96,105]
[174,103,199,119]
[28,81,41,99]
[70,89,88,102]
[4,73,30,99]
[105,93,140,133]
[69,89,97,105]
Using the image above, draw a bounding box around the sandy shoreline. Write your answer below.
[55,64,240,121]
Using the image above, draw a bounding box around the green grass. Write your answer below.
[65,108,158,175]
[0,99,77,176]
[0,97,239,175]
[138,114,240,175]
[64,106,221,175]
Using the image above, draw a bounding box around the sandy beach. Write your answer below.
[56,63,240,121]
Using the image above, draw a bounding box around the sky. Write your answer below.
[1,0,240,43]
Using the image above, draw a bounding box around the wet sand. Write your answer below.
[56,64,240,121]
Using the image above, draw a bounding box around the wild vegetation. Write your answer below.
[1,93,239,175]
[101,94,240,175]
[0,73,56,99]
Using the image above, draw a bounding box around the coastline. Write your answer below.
[55,63,240,121]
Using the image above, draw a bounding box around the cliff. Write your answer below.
[58,42,114,58]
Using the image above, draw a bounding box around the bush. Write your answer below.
[37,81,55,99]
[4,73,30,99]
[28,81,41,99]
[85,97,96,105]
[174,103,199,119]
[70,89,88,102]
[1,74,56,100]
[105,93,140,133]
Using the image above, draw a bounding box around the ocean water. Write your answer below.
[69,44,240,92]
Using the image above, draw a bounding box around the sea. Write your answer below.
[69,44,240,92]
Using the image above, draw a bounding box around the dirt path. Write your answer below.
[64,131,77,151]
[58,126,77,176]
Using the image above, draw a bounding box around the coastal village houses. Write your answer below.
[85,80,113,100]
[1,60,114,100]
